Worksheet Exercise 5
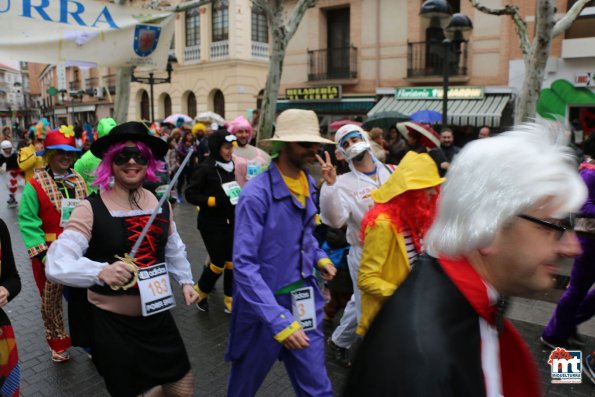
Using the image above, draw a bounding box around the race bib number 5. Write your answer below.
[138,263,176,316]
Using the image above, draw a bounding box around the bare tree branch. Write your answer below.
[165,0,211,13]
[553,0,590,37]
[285,0,314,42]
[470,0,530,56]
[252,0,275,25]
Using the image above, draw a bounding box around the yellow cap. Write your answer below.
[371,151,444,203]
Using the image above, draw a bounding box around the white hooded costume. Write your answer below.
[319,125,394,349]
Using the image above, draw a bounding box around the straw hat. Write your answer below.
[261,109,334,146]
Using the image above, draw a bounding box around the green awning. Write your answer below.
[367,94,511,127]
[276,97,376,114]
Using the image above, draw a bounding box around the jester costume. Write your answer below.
[0,218,21,397]
[17,128,86,358]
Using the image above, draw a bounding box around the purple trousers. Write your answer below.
[543,234,595,343]
[227,291,333,397]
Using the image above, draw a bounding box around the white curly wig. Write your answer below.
[425,120,587,257]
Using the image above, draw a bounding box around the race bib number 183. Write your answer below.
[138,263,176,316]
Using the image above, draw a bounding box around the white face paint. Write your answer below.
[344,141,370,161]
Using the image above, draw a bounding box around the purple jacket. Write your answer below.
[579,163,595,217]
[226,164,327,361]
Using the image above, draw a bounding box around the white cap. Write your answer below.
[1,140,12,150]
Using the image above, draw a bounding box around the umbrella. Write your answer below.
[329,119,362,131]
[163,114,192,126]
[396,121,440,148]
[195,111,225,125]
[410,110,442,124]
[362,111,409,130]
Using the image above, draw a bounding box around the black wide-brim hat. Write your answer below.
[90,121,169,159]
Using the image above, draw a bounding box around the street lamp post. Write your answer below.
[420,0,473,130]
[131,61,173,122]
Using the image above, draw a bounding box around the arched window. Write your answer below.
[251,5,268,43]
[212,0,229,42]
[185,7,200,47]
[213,90,225,119]
[187,92,197,118]
[140,91,150,121]
[164,94,172,117]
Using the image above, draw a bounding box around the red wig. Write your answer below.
[360,186,440,253]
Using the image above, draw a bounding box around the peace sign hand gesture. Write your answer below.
[315,151,337,186]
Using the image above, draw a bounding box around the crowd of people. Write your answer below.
[0,111,593,397]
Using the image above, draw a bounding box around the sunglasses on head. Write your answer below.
[114,147,148,166]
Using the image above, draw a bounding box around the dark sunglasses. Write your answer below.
[114,147,148,166]
[517,213,576,240]
[296,142,319,149]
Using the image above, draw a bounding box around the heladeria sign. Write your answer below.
[396,87,484,100]
[285,86,342,101]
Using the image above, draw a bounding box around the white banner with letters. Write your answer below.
[0,0,174,70]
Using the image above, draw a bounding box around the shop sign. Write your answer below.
[285,85,342,101]
[395,87,484,100]
[575,73,593,87]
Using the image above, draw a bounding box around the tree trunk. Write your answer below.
[258,34,286,140]
[114,67,133,123]
[514,0,555,123]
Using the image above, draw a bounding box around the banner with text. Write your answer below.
[0,0,175,70]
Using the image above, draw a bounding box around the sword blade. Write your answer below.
[129,147,194,258]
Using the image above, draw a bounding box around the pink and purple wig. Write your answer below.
[93,141,165,191]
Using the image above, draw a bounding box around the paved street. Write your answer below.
[0,185,594,396]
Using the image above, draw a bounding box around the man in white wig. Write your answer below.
[345,122,586,397]
[317,124,394,367]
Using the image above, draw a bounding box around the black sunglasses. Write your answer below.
[517,214,576,240]
[114,147,148,166]
[296,142,319,149]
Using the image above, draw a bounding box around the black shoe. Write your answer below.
[196,298,209,312]
[327,339,351,368]
[569,332,585,347]
[540,336,568,350]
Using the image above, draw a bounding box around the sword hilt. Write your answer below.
[110,253,140,291]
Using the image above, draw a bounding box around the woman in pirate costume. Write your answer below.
[18,126,86,363]
[46,122,199,397]
[0,218,21,396]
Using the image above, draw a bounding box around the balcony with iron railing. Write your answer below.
[69,80,81,91]
[406,41,469,83]
[184,44,201,63]
[307,46,357,82]
[85,77,98,89]
[210,40,229,60]
[103,74,116,95]
[251,41,269,59]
